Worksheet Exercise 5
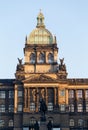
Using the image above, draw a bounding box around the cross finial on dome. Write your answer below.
[40,9,42,13]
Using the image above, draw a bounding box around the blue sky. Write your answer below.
[0,0,88,78]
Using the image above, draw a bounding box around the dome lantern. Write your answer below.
[36,10,45,28]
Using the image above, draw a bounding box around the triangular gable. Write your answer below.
[22,74,57,83]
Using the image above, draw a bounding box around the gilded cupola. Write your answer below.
[26,11,56,45]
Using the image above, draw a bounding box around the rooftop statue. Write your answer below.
[59,58,66,71]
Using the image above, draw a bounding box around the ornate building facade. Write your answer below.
[0,11,88,130]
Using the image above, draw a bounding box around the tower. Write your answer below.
[14,11,68,130]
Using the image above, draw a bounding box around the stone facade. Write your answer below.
[0,11,88,130]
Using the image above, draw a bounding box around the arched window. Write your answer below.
[48,53,54,63]
[78,119,84,126]
[69,104,74,112]
[69,119,74,126]
[30,117,36,125]
[77,104,83,112]
[30,53,36,64]
[38,53,45,63]
[9,119,13,127]
[48,117,53,124]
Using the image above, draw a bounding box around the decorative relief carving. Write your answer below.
[32,89,36,102]
[41,89,45,99]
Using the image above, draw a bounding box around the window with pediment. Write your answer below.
[48,53,54,63]
[9,119,13,127]
[78,119,84,127]
[30,117,36,125]
[69,119,74,126]
[30,53,36,64]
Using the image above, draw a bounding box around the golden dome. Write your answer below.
[27,11,54,44]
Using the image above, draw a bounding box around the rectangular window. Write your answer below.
[9,91,14,98]
[86,104,88,112]
[0,91,5,98]
[30,103,35,111]
[69,90,74,98]
[85,90,88,98]
[47,102,53,111]
[53,128,60,130]
[60,105,65,112]
[9,105,14,112]
[69,104,74,112]
[18,91,22,97]
[0,105,5,112]
[77,90,82,98]
[18,104,22,112]
[60,90,65,96]
[77,104,83,112]
[23,128,29,130]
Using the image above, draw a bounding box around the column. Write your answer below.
[83,89,85,112]
[28,88,30,111]
[14,85,18,113]
[36,88,39,112]
[65,89,68,105]
[58,87,59,105]
[74,90,77,112]
[45,87,48,105]
[54,88,56,105]
[24,88,27,108]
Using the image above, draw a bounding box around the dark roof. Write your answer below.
[0,79,15,86]
[68,78,88,85]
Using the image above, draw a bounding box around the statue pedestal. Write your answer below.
[40,116,46,122]
[40,121,47,130]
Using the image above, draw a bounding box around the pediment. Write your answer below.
[22,74,57,83]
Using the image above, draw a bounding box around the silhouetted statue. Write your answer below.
[40,98,47,121]
[59,58,66,71]
[16,58,24,71]
[34,121,39,130]
[47,120,53,130]
[18,58,23,65]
